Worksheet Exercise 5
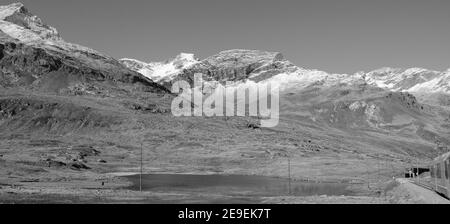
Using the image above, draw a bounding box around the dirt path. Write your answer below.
[387,178,450,204]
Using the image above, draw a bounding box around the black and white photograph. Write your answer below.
[0,0,450,209]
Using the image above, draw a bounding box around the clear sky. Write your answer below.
[8,0,450,74]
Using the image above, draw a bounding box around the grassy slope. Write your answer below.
[0,81,449,202]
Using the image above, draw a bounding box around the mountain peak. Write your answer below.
[119,53,200,82]
[0,2,167,93]
[170,53,198,66]
[0,2,61,42]
[174,53,196,61]
[0,2,26,17]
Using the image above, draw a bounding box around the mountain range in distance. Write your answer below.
[120,51,450,97]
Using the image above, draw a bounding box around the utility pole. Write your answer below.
[378,156,381,181]
[288,157,291,195]
[140,142,143,192]
[416,157,419,182]
[367,160,370,190]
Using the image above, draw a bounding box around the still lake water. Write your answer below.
[124,174,354,197]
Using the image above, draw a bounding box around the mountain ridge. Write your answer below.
[0,2,168,94]
[121,49,450,95]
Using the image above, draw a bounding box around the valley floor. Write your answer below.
[0,90,446,204]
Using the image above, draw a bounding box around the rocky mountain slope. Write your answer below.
[122,49,450,154]
[122,49,450,98]
[364,67,450,94]
[122,49,302,89]
[0,2,167,94]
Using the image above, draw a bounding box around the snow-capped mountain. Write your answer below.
[0,2,165,93]
[0,2,61,42]
[264,66,450,94]
[0,2,105,56]
[152,49,362,92]
[123,48,449,96]
[120,53,199,83]
[364,67,450,94]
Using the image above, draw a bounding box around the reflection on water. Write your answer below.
[125,174,354,197]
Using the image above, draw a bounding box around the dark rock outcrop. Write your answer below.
[0,33,168,93]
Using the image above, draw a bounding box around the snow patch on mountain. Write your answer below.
[0,2,113,59]
[0,20,41,42]
[0,2,61,42]
[250,65,449,95]
[364,67,448,94]
[120,53,199,82]
[220,65,450,96]
[0,2,163,91]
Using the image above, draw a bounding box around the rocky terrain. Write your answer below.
[0,2,449,203]
[123,48,450,158]
[0,3,167,95]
